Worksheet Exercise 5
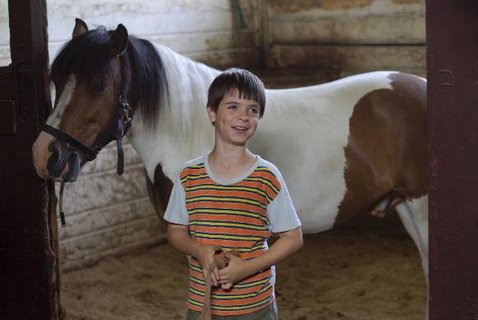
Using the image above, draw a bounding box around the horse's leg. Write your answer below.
[396,196,428,320]
[395,196,429,281]
[145,163,173,225]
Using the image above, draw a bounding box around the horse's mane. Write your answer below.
[50,26,166,129]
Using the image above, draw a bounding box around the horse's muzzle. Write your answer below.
[46,139,82,182]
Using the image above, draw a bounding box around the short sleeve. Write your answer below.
[163,175,189,225]
[267,168,302,233]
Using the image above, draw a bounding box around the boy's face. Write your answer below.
[207,89,260,147]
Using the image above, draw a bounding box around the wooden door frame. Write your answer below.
[0,1,60,319]
[427,1,478,318]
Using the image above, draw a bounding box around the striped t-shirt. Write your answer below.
[164,153,301,316]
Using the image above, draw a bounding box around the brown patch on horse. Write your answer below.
[57,69,121,150]
[336,73,427,226]
[145,163,173,228]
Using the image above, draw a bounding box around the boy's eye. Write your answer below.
[227,105,237,110]
[249,106,260,114]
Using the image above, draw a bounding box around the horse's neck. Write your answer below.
[129,45,220,182]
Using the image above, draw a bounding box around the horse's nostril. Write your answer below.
[45,139,82,181]
[48,141,59,159]
[46,140,66,177]
[48,139,61,153]
[63,152,81,182]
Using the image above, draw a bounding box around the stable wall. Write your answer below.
[264,0,426,77]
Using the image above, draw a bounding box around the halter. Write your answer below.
[42,54,133,227]
[42,96,133,175]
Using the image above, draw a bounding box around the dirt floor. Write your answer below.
[61,227,427,320]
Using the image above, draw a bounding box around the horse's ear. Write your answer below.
[72,18,88,38]
[109,24,129,57]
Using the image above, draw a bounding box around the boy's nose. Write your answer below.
[237,108,249,121]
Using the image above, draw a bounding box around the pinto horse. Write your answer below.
[32,19,428,280]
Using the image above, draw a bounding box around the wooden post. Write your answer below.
[0,0,60,319]
[427,1,478,318]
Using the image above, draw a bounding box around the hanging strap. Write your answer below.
[59,182,67,227]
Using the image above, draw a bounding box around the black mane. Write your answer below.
[51,26,166,128]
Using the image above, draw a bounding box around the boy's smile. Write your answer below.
[208,89,260,147]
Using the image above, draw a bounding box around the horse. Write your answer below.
[32,18,428,286]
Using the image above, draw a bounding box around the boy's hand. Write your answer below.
[196,245,221,286]
[218,252,249,290]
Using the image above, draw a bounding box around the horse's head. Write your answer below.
[32,18,132,181]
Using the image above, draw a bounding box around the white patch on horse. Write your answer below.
[46,74,76,128]
[250,72,396,233]
[128,45,219,181]
[128,46,399,235]
[396,196,428,278]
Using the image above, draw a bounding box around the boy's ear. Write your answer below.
[207,106,216,124]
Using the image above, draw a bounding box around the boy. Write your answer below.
[164,68,303,319]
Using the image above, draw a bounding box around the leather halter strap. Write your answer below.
[42,96,133,175]
[42,124,99,161]
[44,97,132,228]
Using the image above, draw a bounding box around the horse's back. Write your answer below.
[251,71,427,232]
[265,71,424,107]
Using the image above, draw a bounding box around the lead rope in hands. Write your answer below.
[59,181,67,227]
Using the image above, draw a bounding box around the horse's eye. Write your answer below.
[93,82,106,92]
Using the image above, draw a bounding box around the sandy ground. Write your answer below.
[61,224,427,320]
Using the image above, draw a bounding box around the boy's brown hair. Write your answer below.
[207,68,266,118]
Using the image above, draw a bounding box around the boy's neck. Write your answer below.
[208,145,256,180]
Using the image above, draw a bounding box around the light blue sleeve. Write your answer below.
[163,175,189,226]
[267,167,302,233]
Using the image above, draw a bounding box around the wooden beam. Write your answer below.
[427,1,478,318]
[0,0,59,319]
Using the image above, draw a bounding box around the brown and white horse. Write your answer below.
[32,20,428,280]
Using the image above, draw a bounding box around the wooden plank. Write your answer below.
[60,216,164,271]
[147,31,257,55]
[0,0,59,319]
[60,165,150,216]
[45,1,258,42]
[0,99,16,134]
[1,0,261,67]
[189,49,259,69]
[269,14,425,45]
[269,44,426,77]
[268,0,424,17]
[427,0,478,319]
[58,198,155,239]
